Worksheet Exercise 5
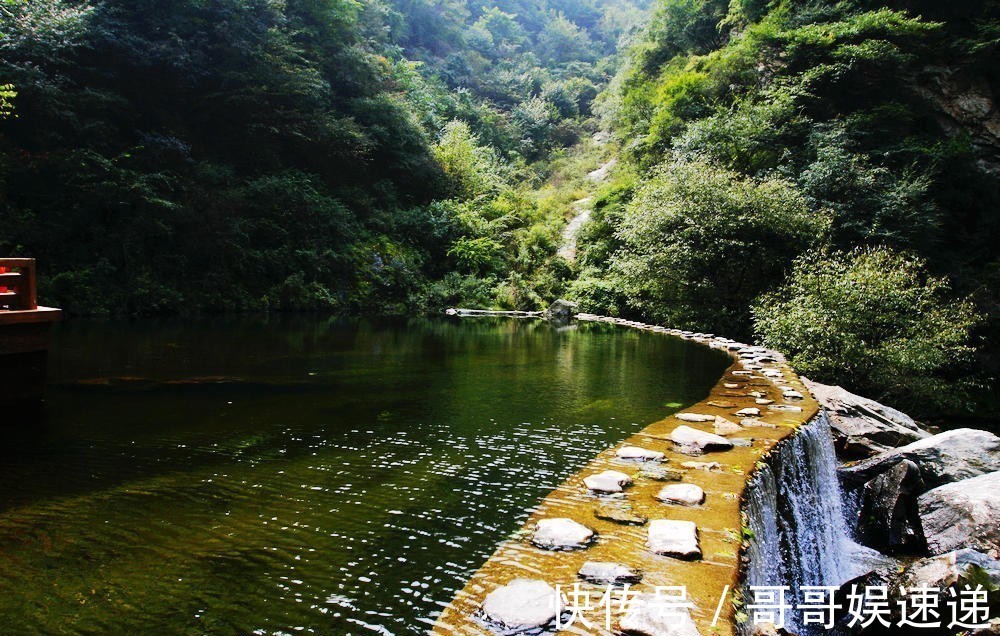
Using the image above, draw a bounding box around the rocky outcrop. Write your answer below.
[849,458,926,554]
[803,379,929,459]
[841,428,1000,491]
[918,470,1000,558]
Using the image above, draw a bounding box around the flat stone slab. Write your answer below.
[532,518,595,550]
[481,578,558,631]
[617,446,666,461]
[675,412,714,423]
[595,503,647,525]
[706,400,736,409]
[768,404,802,412]
[670,425,733,453]
[656,483,705,506]
[713,415,742,435]
[735,407,761,417]
[782,389,804,399]
[584,470,633,493]
[578,561,642,585]
[618,593,701,636]
[755,398,774,405]
[648,519,701,560]
[740,418,776,428]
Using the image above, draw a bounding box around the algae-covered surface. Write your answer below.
[432,316,818,636]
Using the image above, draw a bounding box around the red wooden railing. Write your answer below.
[0,258,39,311]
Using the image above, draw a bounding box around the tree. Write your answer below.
[609,157,829,335]
[752,247,980,412]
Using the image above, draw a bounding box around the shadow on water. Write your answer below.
[0,315,729,634]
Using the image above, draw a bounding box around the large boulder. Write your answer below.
[840,428,1000,491]
[545,299,578,323]
[481,578,559,631]
[903,548,1000,590]
[803,378,929,459]
[848,459,926,554]
[918,471,1000,557]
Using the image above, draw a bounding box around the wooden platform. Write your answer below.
[1,258,61,405]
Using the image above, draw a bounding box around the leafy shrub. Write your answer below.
[752,247,980,412]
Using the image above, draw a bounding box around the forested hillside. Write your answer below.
[2,0,998,418]
[0,0,647,314]
[572,0,999,415]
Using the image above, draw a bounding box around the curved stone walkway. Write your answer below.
[430,314,818,636]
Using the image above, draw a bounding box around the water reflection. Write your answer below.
[0,316,728,634]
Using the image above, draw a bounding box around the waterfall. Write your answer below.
[740,412,861,635]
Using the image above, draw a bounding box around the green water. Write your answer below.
[0,316,729,635]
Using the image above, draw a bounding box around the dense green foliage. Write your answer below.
[571,0,998,414]
[0,0,648,314]
[754,247,980,411]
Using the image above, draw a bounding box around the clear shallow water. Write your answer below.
[0,316,729,635]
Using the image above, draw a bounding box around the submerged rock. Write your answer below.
[918,470,1000,557]
[578,561,642,585]
[655,483,705,506]
[481,578,559,631]
[638,466,685,482]
[803,378,930,459]
[669,425,733,453]
[681,461,721,471]
[648,519,701,560]
[532,518,595,550]
[595,503,647,525]
[617,593,700,636]
[584,470,633,493]
[706,400,737,409]
[675,413,715,423]
[617,446,666,461]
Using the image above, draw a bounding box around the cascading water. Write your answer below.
[740,412,865,635]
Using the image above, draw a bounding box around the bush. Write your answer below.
[608,157,829,336]
[752,247,980,412]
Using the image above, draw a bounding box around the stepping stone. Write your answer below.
[618,593,700,636]
[706,400,736,409]
[769,404,802,412]
[735,407,761,417]
[532,518,594,550]
[782,389,804,399]
[584,470,633,493]
[763,369,784,378]
[731,370,754,376]
[578,561,641,585]
[741,418,776,428]
[749,391,767,398]
[755,398,774,405]
[675,412,714,423]
[656,483,705,506]
[594,503,647,526]
[638,466,684,481]
[648,520,701,560]
[723,382,740,389]
[682,461,721,471]
[669,425,733,453]
[713,415,742,435]
[481,578,559,631]
[616,446,665,461]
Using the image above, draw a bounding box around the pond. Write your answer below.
[0,316,729,635]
